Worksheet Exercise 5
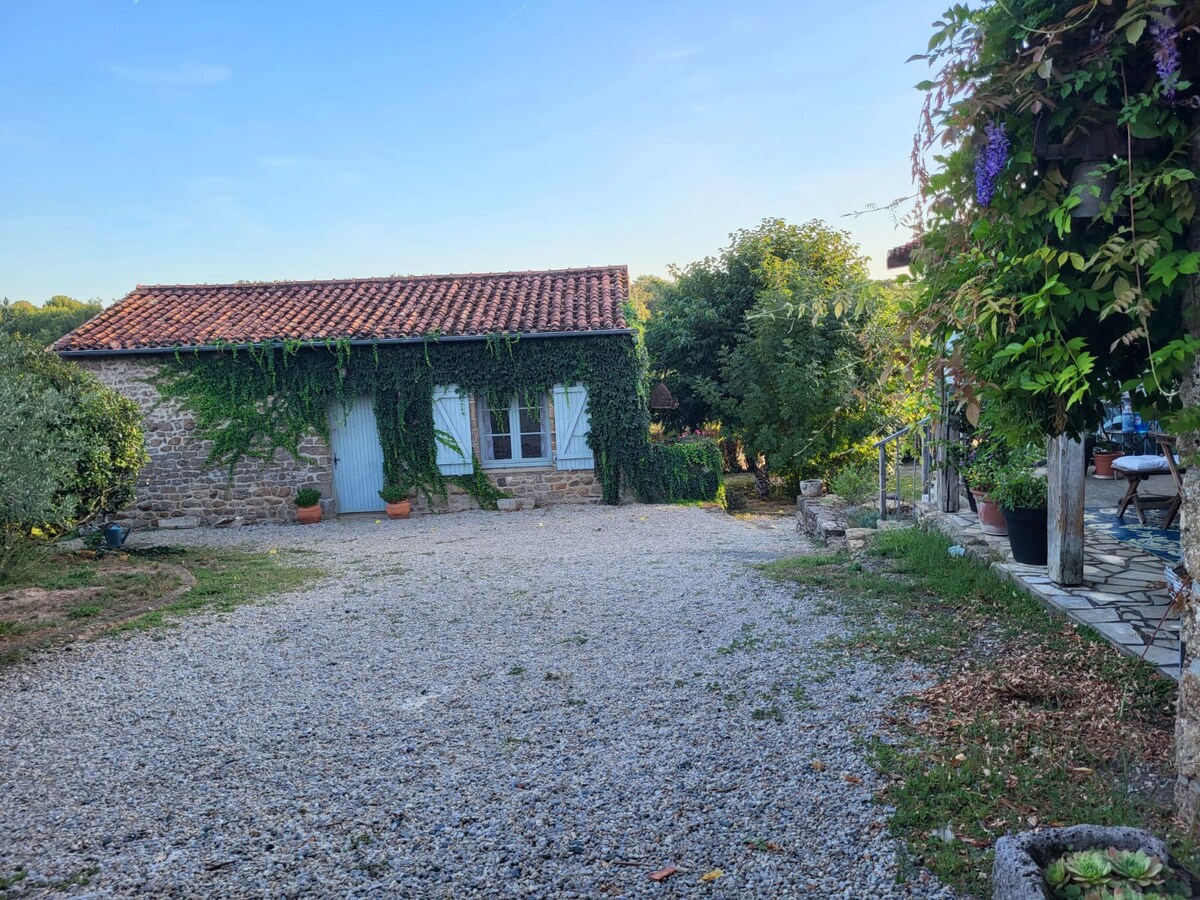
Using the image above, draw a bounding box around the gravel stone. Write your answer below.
[0,504,953,898]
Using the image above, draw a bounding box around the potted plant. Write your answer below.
[1092,438,1125,479]
[295,487,322,525]
[992,459,1048,566]
[961,445,1007,536]
[379,483,411,519]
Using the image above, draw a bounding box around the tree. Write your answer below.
[644,218,898,492]
[645,218,871,429]
[0,336,147,532]
[0,295,103,347]
[629,275,671,320]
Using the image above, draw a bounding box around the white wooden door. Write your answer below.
[328,396,385,513]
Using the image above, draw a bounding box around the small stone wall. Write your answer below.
[795,495,850,550]
[412,469,604,514]
[73,356,604,527]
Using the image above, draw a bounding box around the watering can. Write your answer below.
[103,522,131,549]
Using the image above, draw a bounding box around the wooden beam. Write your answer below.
[934,371,960,513]
[1047,435,1085,585]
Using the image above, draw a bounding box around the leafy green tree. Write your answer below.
[0,336,147,532]
[645,218,871,429]
[707,269,909,485]
[0,365,83,582]
[0,295,103,347]
[629,274,671,320]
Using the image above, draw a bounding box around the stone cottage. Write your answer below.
[52,266,634,525]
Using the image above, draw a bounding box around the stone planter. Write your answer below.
[992,825,1200,899]
[972,489,1008,536]
[799,479,824,499]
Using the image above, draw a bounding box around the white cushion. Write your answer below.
[1112,454,1171,474]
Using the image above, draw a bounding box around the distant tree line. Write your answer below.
[1,295,103,347]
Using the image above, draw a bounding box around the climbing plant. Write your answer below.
[905,0,1200,442]
[155,334,722,507]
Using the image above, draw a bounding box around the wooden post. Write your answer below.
[878,445,888,521]
[921,423,932,503]
[1047,435,1085,585]
[933,371,960,513]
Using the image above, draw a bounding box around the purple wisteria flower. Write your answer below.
[1150,12,1180,99]
[975,120,1010,207]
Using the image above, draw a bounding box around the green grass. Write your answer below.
[764,526,1185,897]
[108,548,324,633]
[1,546,327,670]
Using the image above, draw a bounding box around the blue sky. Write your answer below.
[1,0,948,305]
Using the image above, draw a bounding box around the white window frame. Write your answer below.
[478,394,551,468]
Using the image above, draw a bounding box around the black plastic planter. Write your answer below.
[1002,506,1048,566]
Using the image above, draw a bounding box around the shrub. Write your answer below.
[828,466,876,505]
[0,338,147,582]
[379,484,410,503]
[2,336,147,526]
[635,437,724,503]
[295,488,321,508]
[0,369,82,583]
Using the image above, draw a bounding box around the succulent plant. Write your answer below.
[1082,887,1145,900]
[1108,850,1165,888]
[1046,859,1071,889]
[1065,850,1115,887]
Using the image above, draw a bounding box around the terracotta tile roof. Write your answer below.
[53,266,631,353]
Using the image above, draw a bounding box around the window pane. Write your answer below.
[521,432,545,458]
[491,435,512,460]
[490,408,511,435]
[518,404,541,433]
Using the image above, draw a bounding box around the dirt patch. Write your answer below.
[0,555,194,662]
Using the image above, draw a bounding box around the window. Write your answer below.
[478,395,550,466]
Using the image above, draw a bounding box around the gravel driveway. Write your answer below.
[1,504,949,898]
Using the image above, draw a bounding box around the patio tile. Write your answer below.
[1047,595,1097,610]
[1139,646,1182,668]
[1091,622,1144,645]
[1072,608,1122,623]
[1085,592,1133,605]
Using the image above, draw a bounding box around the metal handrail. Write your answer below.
[875,416,932,521]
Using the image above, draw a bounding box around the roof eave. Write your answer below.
[54,328,636,358]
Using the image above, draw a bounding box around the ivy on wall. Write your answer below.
[155,334,723,508]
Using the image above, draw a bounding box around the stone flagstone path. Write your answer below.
[921,505,1181,679]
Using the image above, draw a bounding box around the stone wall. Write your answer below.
[75,356,604,527]
[76,357,334,527]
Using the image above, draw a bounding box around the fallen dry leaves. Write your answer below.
[914,629,1173,769]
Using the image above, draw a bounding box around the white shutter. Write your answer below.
[552,383,594,471]
[432,385,473,475]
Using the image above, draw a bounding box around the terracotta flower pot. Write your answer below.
[971,489,1008,536]
[1092,450,1124,479]
[385,499,411,519]
[296,504,322,525]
